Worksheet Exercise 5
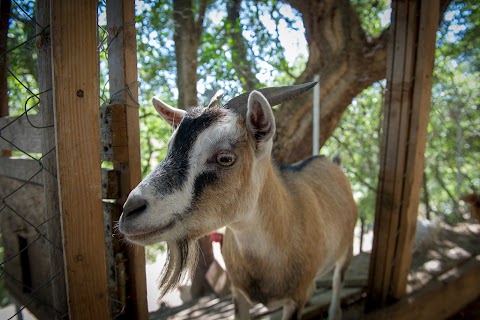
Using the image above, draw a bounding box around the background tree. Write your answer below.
[173,0,207,109]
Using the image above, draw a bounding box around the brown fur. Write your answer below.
[222,155,358,318]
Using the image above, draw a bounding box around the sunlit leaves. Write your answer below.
[322,82,384,224]
[437,0,480,71]
[351,0,390,37]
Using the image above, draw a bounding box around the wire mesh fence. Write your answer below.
[0,1,133,319]
[0,1,68,319]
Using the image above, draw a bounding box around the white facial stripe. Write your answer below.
[191,113,240,161]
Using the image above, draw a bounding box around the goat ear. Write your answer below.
[152,97,186,128]
[246,91,276,148]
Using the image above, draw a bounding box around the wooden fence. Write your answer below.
[0,0,147,319]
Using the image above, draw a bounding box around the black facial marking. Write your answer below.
[151,107,224,196]
[193,171,218,199]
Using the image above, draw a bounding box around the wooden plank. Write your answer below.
[367,255,480,320]
[381,0,419,301]
[368,0,411,307]
[36,0,67,317]
[381,0,413,301]
[50,1,110,319]
[366,0,398,305]
[390,0,439,299]
[0,157,43,185]
[367,0,438,310]
[0,114,43,153]
[106,1,148,319]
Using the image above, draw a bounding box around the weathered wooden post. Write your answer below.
[36,0,68,318]
[103,0,148,318]
[366,0,439,311]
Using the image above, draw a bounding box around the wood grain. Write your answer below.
[367,0,439,310]
[106,0,148,319]
[51,1,109,318]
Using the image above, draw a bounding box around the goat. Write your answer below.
[118,83,358,320]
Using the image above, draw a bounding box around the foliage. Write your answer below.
[351,0,390,37]
[437,0,480,71]
[426,47,479,220]
[322,82,384,226]
[6,0,38,116]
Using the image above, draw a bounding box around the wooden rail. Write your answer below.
[105,0,148,319]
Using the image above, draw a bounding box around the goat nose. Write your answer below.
[123,196,147,218]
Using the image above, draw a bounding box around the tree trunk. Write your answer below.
[227,0,258,91]
[0,0,11,157]
[173,0,206,109]
[273,0,453,164]
[273,0,387,163]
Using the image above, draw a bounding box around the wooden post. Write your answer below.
[50,1,110,319]
[366,0,439,311]
[36,1,68,318]
[106,0,148,319]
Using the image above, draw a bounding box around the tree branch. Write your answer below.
[195,0,208,38]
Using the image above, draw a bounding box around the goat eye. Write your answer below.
[216,152,237,167]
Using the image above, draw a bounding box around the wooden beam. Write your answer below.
[50,1,109,319]
[36,1,68,317]
[390,0,439,298]
[0,114,43,153]
[366,0,439,310]
[106,1,148,319]
[367,255,480,320]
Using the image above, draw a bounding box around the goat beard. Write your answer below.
[158,239,199,298]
